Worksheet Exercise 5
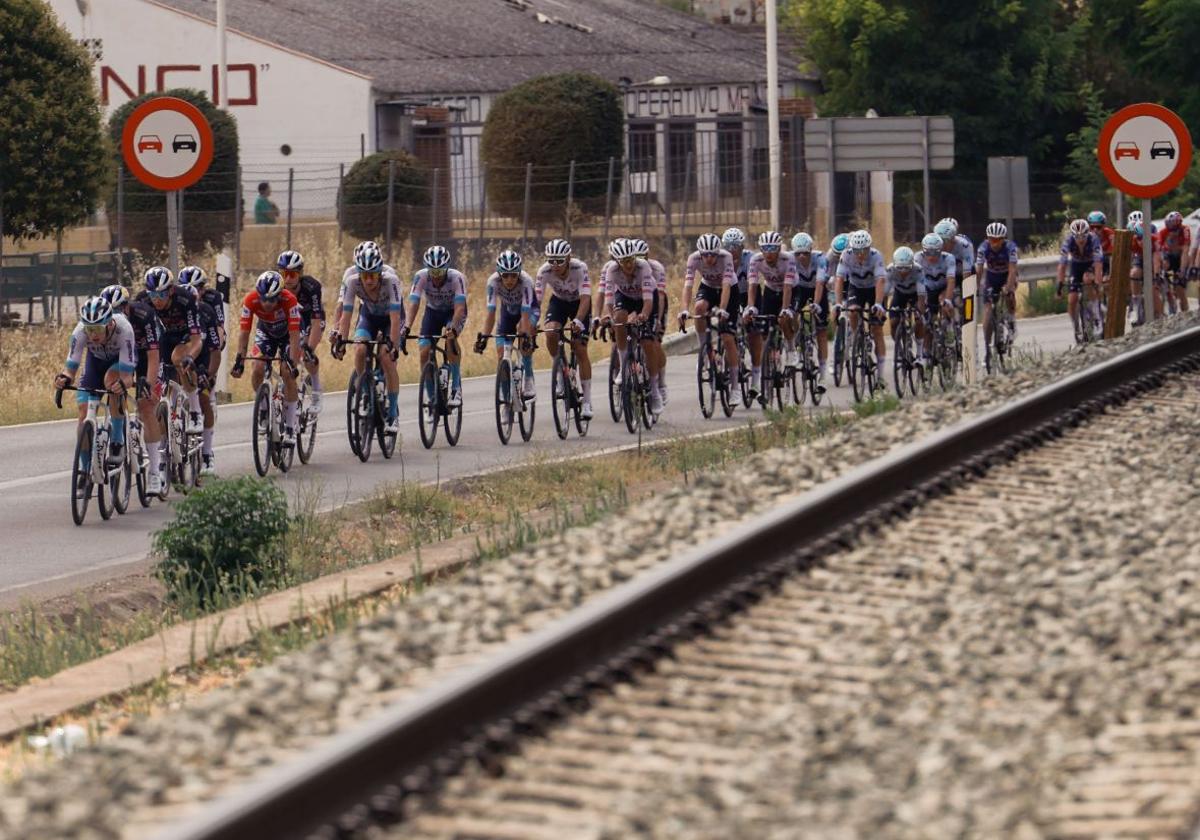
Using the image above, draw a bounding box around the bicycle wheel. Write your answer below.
[739,332,753,408]
[551,353,570,440]
[832,318,846,387]
[518,381,536,442]
[849,328,866,403]
[607,346,621,422]
[277,397,296,473]
[863,332,879,395]
[297,376,318,464]
[70,420,95,526]
[376,373,398,459]
[134,431,151,508]
[573,370,589,437]
[696,343,715,419]
[252,384,272,476]
[112,439,132,515]
[418,362,439,449]
[717,351,735,418]
[353,374,375,462]
[902,326,919,396]
[154,401,170,500]
[495,360,513,445]
[622,350,638,434]
[443,366,463,447]
[345,371,361,457]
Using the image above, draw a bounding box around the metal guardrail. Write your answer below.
[164,324,1200,840]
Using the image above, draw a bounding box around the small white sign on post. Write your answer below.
[961,274,978,385]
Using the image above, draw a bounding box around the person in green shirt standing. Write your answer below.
[254,182,279,224]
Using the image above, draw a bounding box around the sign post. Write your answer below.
[120,96,214,273]
[987,156,1030,236]
[1096,103,1193,324]
[961,273,978,385]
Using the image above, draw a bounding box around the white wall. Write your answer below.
[48,0,374,215]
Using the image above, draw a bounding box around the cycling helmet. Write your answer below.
[933,220,956,240]
[1127,210,1143,226]
[610,238,639,261]
[696,233,721,254]
[631,238,650,258]
[353,240,384,273]
[921,233,944,253]
[276,250,304,272]
[256,270,284,300]
[1166,211,1184,229]
[144,266,174,292]
[985,221,1008,239]
[178,265,206,288]
[1087,210,1106,226]
[758,230,784,249]
[543,238,571,260]
[831,233,850,255]
[496,249,523,273]
[100,284,130,309]
[1069,219,1090,237]
[1131,222,1145,238]
[938,217,959,235]
[893,246,915,269]
[79,296,113,326]
[423,244,451,269]
[791,232,814,253]
[722,227,746,249]
[848,229,872,251]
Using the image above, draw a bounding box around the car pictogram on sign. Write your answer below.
[172,134,197,153]
[1151,141,1176,160]
[1115,141,1140,160]
[137,135,163,153]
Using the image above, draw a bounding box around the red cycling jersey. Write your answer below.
[1155,225,1192,255]
[240,289,301,336]
[1092,226,1114,255]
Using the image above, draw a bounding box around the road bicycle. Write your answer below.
[618,319,656,433]
[294,349,319,465]
[842,304,882,403]
[414,332,463,449]
[598,322,622,423]
[983,289,1016,374]
[925,301,960,392]
[56,384,131,525]
[339,333,399,462]
[751,314,796,410]
[157,366,202,495]
[546,323,590,439]
[485,332,536,445]
[682,313,735,420]
[735,319,754,408]
[831,308,848,387]
[794,303,825,406]
[889,303,921,398]
[247,353,300,476]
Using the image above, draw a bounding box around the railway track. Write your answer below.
[160,323,1200,839]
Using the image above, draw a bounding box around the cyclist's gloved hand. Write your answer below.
[571,318,586,335]
[811,302,823,317]
[473,333,487,355]
[179,355,194,371]
[713,307,728,321]
[302,344,318,365]
[285,357,299,378]
[1190,266,1200,282]
[230,353,245,378]
[871,303,887,318]
[742,305,758,319]
[677,310,689,330]
[780,308,795,320]
[833,302,844,315]
[591,316,602,334]
[398,325,410,356]
[54,373,70,390]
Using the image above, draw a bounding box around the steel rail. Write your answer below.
[165,325,1200,840]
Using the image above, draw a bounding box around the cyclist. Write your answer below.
[976,222,1019,353]
[601,238,662,414]
[742,230,798,398]
[177,265,227,348]
[790,232,829,391]
[477,249,539,399]
[722,227,751,312]
[679,233,739,391]
[823,233,849,375]
[935,218,975,293]
[54,297,136,470]
[1056,219,1104,342]
[276,250,326,415]
[833,229,888,383]
[402,245,467,408]
[179,266,225,475]
[631,238,669,408]
[1129,221,1161,323]
[328,241,405,435]
[1157,211,1192,312]
[535,239,591,415]
[1088,210,1114,281]
[99,285,163,493]
[916,232,958,360]
[136,266,203,436]
[885,246,925,367]
[231,271,303,445]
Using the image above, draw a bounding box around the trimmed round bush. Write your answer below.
[339,150,430,241]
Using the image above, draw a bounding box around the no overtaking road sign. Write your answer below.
[1098,103,1193,199]
[120,96,213,192]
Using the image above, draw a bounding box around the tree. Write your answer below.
[338,150,430,242]
[0,0,108,241]
[480,73,624,223]
[108,89,239,253]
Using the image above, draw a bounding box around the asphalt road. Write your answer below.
[0,313,1077,608]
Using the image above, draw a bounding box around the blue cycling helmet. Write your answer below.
[934,220,956,240]
[921,233,944,253]
[722,227,746,249]
[79,296,113,326]
[178,265,206,288]
[256,270,284,300]
[893,246,915,269]
[423,245,451,269]
[276,250,304,271]
[1131,222,1144,238]
[1087,210,1106,226]
[100,284,131,309]
[496,249,523,273]
[144,266,174,292]
[831,234,850,255]
[791,232,814,253]
[354,241,383,273]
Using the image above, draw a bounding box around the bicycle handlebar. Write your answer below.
[54,382,127,410]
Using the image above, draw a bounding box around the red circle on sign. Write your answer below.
[1097,102,1193,199]
[120,97,214,191]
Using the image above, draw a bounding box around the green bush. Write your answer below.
[1022,281,1068,316]
[107,88,240,253]
[153,476,289,605]
[339,150,429,242]
[481,73,624,223]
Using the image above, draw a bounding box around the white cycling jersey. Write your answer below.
[836,249,887,289]
[65,314,137,373]
[748,251,798,292]
[535,259,590,301]
[409,268,467,311]
[339,265,404,316]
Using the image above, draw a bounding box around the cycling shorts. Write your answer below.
[694,284,738,334]
[497,306,538,346]
[889,290,920,313]
[1067,262,1090,293]
[792,286,827,328]
[418,307,460,347]
[750,287,785,334]
[354,311,392,342]
[252,329,290,362]
[1166,253,1183,274]
[77,353,120,404]
[545,296,589,340]
[983,272,1009,304]
[846,285,877,309]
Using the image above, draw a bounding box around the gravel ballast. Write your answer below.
[2,315,1197,839]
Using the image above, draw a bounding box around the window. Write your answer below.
[717,120,743,199]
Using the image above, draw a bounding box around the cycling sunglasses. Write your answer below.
[547,257,568,266]
[499,271,520,280]
[429,267,447,278]
[761,245,781,253]
[146,287,170,300]
[83,323,109,337]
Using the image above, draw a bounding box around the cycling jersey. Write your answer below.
[793,253,826,289]
[287,275,326,329]
[1092,226,1114,255]
[886,265,922,296]
[747,251,798,293]
[339,265,405,317]
[196,301,222,353]
[975,239,1019,276]
[65,314,136,374]
[186,286,227,328]
[124,300,161,354]
[951,234,975,277]
[137,287,200,338]
[1131,231,1159,268]
[647,258,667,294]
[603,259,655,303]
[486,271,536,313]
[729,249,751,294]
[409,268,467,311]
[1156,225,1191,256]
[824,249,842,279]
[534,259,590,302]
[240,289,301,339]
[917,252,957,293]
[1059,233,1104,266]
[684,249,736,290]
[836,248,887,289]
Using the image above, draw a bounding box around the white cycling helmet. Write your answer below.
[1069,219,1090,237]
[543,238,571,259]
[933,219,956,240]
[423,244,451,269]
[79,296,113,326]
[354,241,384,272]
[721,227,746,249]
[985,221,1007,239]
[1166,211,1184,229]
[848,229,872,251]
[791,232,814,253]
[610,238,639,261]
[921,233,944,253]
[696,233,721,254]
[892,246,915,269]
[631,238,650,258]
[496,249,523,273]
[1127,210,1143,226]
[938,217,959,236]
[178,265,207,287]
[758,230,784,249]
